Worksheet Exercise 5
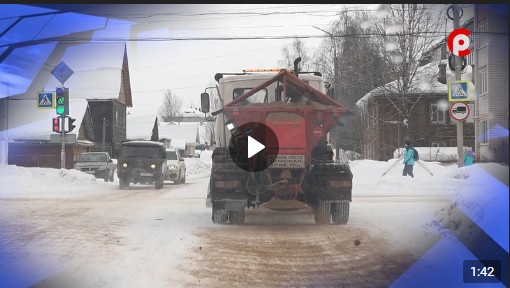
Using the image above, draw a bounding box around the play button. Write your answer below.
[248,136,265,158]
[228,122,279,172]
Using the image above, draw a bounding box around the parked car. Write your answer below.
[117,140,167,189]
[74,152,115,182]
[165,149,186,184]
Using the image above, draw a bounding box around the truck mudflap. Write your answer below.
[211,200,247,225]
[302,161,353,201]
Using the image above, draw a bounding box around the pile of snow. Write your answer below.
[184,150,213,179]
[199,150,212,165]
[0,165,113,198]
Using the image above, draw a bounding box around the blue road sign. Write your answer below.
[36,91,54,108]
[51,61,74,84]
[448,80,470,102]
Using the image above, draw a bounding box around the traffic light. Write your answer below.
[67,116,76,133]
[55,87,69,115]
[52,116,61,133]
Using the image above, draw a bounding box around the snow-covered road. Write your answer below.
[0,178,447,288]
[0,158,507,288]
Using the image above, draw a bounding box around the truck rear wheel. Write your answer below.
[229,210,245,225]
[331,201,349,224]
[119,176,129,190]
[212,203,228,224]
[314,201,331,224]
[155,175,164,189]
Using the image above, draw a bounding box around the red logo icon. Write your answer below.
[448,28,471,57]
[313,127,323,137]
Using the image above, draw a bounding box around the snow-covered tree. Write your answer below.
[373,4,446,138]
[158,89,183,123]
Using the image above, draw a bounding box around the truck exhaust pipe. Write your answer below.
[293,57,301,76]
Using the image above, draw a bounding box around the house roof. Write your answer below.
[7,98,88,141]
[356,59,476,110]
[126,113,209,144]
[159,123,200,144]
[126,114,159,141]
[178,107,212,119]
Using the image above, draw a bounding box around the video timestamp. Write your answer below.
[463,260,501,283]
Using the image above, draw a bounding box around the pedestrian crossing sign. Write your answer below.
[448,80,470,102]
[37,91,55,109]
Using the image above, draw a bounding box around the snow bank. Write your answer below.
[0,165,114,198]
[184,150,213,179]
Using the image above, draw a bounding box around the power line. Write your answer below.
[2,30,458,47]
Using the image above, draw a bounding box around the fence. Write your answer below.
[8,154,61,168]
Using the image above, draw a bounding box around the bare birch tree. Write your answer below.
[158,89,183,123]
[314,7,391,155]
[278,37,316,71]
[373,4,445,139]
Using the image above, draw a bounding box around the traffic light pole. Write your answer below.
[60,114,66,169]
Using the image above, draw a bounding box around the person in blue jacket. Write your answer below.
[464,147,474,166]
[402,140,415,178]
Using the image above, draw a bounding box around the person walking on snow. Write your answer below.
[464,147,474,166]
[402,140,415,178]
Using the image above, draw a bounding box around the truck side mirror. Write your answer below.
[201,93,210,113]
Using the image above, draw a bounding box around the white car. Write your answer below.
[165,149,186,184]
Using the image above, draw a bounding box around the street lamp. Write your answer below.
[313,26,339,101]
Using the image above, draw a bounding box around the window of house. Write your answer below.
[119,111,125,126]
[480,120,488,143]
[115,110,120,127]
[479,69,488,95]
[466,50,473,66]
[478,22,488,48]
[371,106,376,127]
[431,141,446,147]
[430,103,446,124]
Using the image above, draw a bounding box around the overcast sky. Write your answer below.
[99,4,382,116]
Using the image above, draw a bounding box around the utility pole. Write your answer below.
[313,26,338,100]
[453,5,465,168]
[60,114,66,168]
[313,26,340,160]
[102,118,106,152]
